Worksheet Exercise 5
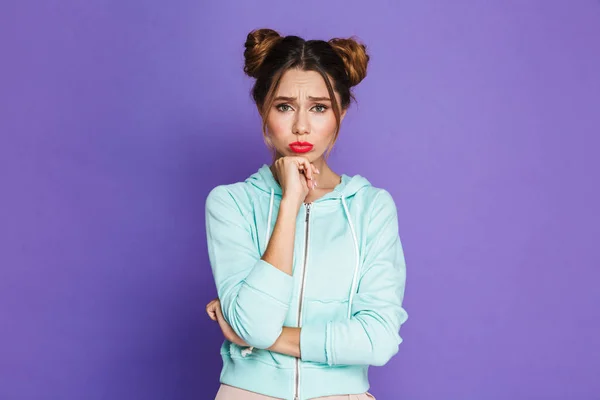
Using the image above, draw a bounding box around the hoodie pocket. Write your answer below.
[301,299,351,368]
[302,298,349,325]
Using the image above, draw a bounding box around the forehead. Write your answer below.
[276,68,331,95]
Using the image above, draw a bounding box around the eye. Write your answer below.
[275,103,292,112]
[312,104,328,113]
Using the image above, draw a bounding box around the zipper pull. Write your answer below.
[305,203,311,222]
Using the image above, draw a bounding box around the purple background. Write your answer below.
[1,1,599,399]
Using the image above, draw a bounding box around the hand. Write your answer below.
[271,156,319,207]
[206,298,249,347]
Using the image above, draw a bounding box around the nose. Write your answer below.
[292,110,310,136]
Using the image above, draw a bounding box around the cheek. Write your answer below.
[266,114,290,139]
[313,113,338,136]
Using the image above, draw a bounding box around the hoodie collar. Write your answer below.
[246,164,371,202]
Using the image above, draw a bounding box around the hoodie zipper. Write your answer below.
[294,202,311,400]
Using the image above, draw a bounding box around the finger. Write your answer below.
[296,162,312,189]
[296,158,312,181]
[303,174,313,191]
[305,161,313,181]
[205,300,216,310]
[296,163,306,175]
[306,172,315,190]
[206,299,220,311]
[306,163,318,189]
[206,305,217,321]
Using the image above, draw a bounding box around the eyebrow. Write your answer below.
[273,96,332,102]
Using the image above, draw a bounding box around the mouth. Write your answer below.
[289,142,313,153]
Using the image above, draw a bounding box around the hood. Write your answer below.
[246,164,372,201]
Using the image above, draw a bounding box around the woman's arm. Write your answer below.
[205,159,314,350]
[205,186,299,349]
[207,296,301,358]
[261,198,301,276]
[267,327,301,357]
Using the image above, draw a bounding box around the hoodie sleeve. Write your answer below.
[300,189,408,366]
[205,185,294,349]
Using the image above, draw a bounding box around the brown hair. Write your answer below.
[243,28,370,160]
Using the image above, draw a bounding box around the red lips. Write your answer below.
[289,142,313,153]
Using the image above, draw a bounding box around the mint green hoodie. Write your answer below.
[205,164,408,400]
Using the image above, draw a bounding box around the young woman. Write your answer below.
[205,28,408,400]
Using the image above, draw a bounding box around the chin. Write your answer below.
[290,151,316,160]
[275,147,321,161]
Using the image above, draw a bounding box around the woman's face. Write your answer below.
[264,68,346,162]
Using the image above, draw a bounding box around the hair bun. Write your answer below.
[328,37,370,86]
[244,28,282,78]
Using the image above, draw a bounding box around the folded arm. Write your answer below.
[205,186,297,349]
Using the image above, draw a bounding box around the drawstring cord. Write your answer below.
[341,195,360,319]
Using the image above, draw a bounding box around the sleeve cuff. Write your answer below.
[300,322,328,363]
[244,259,294,305]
